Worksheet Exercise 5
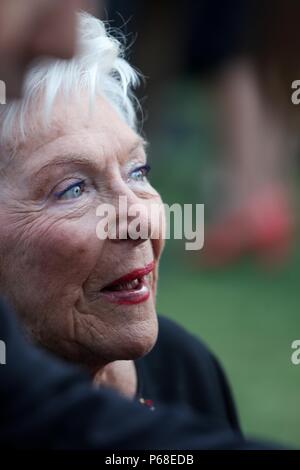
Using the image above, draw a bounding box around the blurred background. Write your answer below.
[93,0,300,447]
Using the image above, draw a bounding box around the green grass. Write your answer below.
[157,255,300,447]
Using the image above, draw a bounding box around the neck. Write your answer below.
[92,360,137,400]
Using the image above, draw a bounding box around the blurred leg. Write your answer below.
[203,60,295,267]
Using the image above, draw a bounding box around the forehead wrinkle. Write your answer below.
[115,136,148,165]
[130,137,147,154]
[32,153,104,179]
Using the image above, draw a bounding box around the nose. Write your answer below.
[114,193,153,244]
[96,181,165,246]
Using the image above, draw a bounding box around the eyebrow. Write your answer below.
[32,138,147,178]
[129,137,148,155]
[32,154,100,180]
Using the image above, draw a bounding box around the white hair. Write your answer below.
[0,12,140,150]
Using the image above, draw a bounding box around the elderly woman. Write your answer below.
[0,13,239,427]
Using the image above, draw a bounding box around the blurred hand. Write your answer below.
[0,0,84,97]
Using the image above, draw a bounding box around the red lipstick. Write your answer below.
[100,261,154,305]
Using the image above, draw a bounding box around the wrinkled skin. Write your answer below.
[0,94,165,396]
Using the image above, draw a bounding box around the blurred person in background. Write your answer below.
[106,0,297,268]
[194,1,297,267]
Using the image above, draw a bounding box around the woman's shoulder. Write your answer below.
[136,314,240,432]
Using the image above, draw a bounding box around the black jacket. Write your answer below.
[0,300,275,449]
[136,315,240,432]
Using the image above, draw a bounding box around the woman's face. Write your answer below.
[0,94,164,367]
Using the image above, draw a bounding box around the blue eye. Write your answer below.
[55,180,86,200]
[130,165,151,182]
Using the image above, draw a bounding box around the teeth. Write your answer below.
[130,278,140,288]
[111,278,141,291]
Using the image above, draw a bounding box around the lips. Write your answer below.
[99,261,154,305]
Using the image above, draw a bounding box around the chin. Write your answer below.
[106,314,159,364]
[113,315,159,362]
[53,315,159,369]
[124,331,158,360]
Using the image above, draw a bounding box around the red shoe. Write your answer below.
[201,186,294,268]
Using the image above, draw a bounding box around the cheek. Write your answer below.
[1,214,103,303]
[32,219,101,289]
